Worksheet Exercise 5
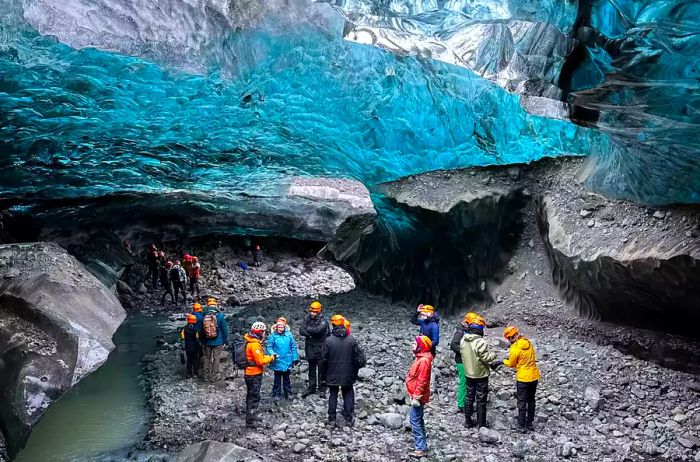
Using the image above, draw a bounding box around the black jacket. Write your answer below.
[450,328,465,364]
[299,314,330,361]
[320,326,366,387]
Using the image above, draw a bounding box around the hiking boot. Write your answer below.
[301,388,316,398]
[464,416,475,429]
[409,450,426,459]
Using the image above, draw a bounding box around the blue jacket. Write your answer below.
[411,312,440,353]
[203,310,229,347]
[266,330,299,372]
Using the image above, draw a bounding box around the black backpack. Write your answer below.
[234,340,250,369]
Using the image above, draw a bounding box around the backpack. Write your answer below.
[234,341,250,369]
[203,313,218,339]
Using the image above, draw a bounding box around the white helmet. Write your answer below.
[251,321,267,332]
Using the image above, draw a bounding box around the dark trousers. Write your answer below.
[516,380,538,427]
[146,266,158,289]
[245,374,263,424]
[160,282,174,303]
[172,281,186,304]
[328,385,354,423]
[189,277,200,295]
[307,359,326,393]
[185,350,199,377]
[272,371,292,398]
[465,377,489,427]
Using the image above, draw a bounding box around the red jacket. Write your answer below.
[405,352,433,404]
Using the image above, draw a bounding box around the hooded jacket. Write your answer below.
[460,328,497,379]
[320,326,366,387]
[410,312,440,355]
[299,314,330,361]
[267,329,299,372]
[503,337,541,382]
[244,333,275,376]
[202,309,228,347]
[406,351,433,405]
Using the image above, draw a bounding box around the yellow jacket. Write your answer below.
[503,337,540,382]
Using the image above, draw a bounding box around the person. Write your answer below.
[168,260,188,305]
[299,301,330,398]
[244,321,277,427]
[159,261,174,305]
[460,314,498,429]
[267,319,299,401]
[410,304,439,357]
[189,256,201,296]
[450,313,478,414]
[191,302,205,374]
[201,299,228,382]
[180,314,201,378]
[157,250,167,269]
[503,326,540,431]
[182,254,193,277]
[253,245,263,267]
[405,335,434,459]
[145,244,159,290]
[320,314,366,428]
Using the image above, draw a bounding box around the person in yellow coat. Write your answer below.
[503,326,540,431]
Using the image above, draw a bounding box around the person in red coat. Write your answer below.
[405,335,433,459]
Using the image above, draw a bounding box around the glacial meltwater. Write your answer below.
[15,314,171,462]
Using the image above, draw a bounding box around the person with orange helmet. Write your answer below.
[450,312,479,414]
[502,326,540,431]
[190,302,205,375]
[410,304,440,357]
[405,335,434,459]
[244,322,277,427]
[320,314,366,427]
[460,313,497,429]
[179,314,201,378]
[300,301,330,398]
[188,256,201,296]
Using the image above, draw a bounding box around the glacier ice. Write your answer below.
[0,0,698,223]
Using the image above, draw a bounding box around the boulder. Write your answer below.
[377,413,405,430]
[0,242,126,458]
[177,440,267,462]
[537,173,700,337]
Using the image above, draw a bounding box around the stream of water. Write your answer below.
[15,314,170,462]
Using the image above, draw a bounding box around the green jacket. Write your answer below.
[460,333,496,379]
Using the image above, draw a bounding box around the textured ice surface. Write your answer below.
[0,0,698,217]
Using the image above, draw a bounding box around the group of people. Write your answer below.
[178,298,539,460]
[144,244,202,305]
[408,305,540,458]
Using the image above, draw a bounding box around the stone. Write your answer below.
[561,442,576,458]
[0,242,126,458]
[117,280,133,295]
[357,368,375,380]
[137,283,148,294]
[377,413,404,430]
[624,417,640,428]
[177,440,267,461]
[293,443,307,453]
[653,211,666,219]
[584,387,601,411]
[678,437,696,449]
[478,427,501,444]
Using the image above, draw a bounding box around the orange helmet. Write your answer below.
[186,314,197,324]
[276,317,288,325]
[343,319,351,330]
[192,303,203,313]
[184,254,192,261]
[206,298,217,306]
[330,314,345,326]
[418,304,435,315]
[309,301,322,313]
[503,326,519,340]
[415,335,433,353]
[468,314,486,328]
[463,312,479,324]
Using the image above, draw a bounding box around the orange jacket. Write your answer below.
[405,352,433,404]
[244,333,275,376]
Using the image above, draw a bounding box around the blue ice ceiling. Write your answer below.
[0,0,698,206]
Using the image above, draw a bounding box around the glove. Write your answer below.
[410,397,422,408]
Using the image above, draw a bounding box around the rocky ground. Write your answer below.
[138,247,700,462]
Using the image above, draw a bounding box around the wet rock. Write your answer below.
[478,427,501,444]
[584,387,601,411]
[377,413,404,430]
[176,440,266,461]
[0,242,126,458]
